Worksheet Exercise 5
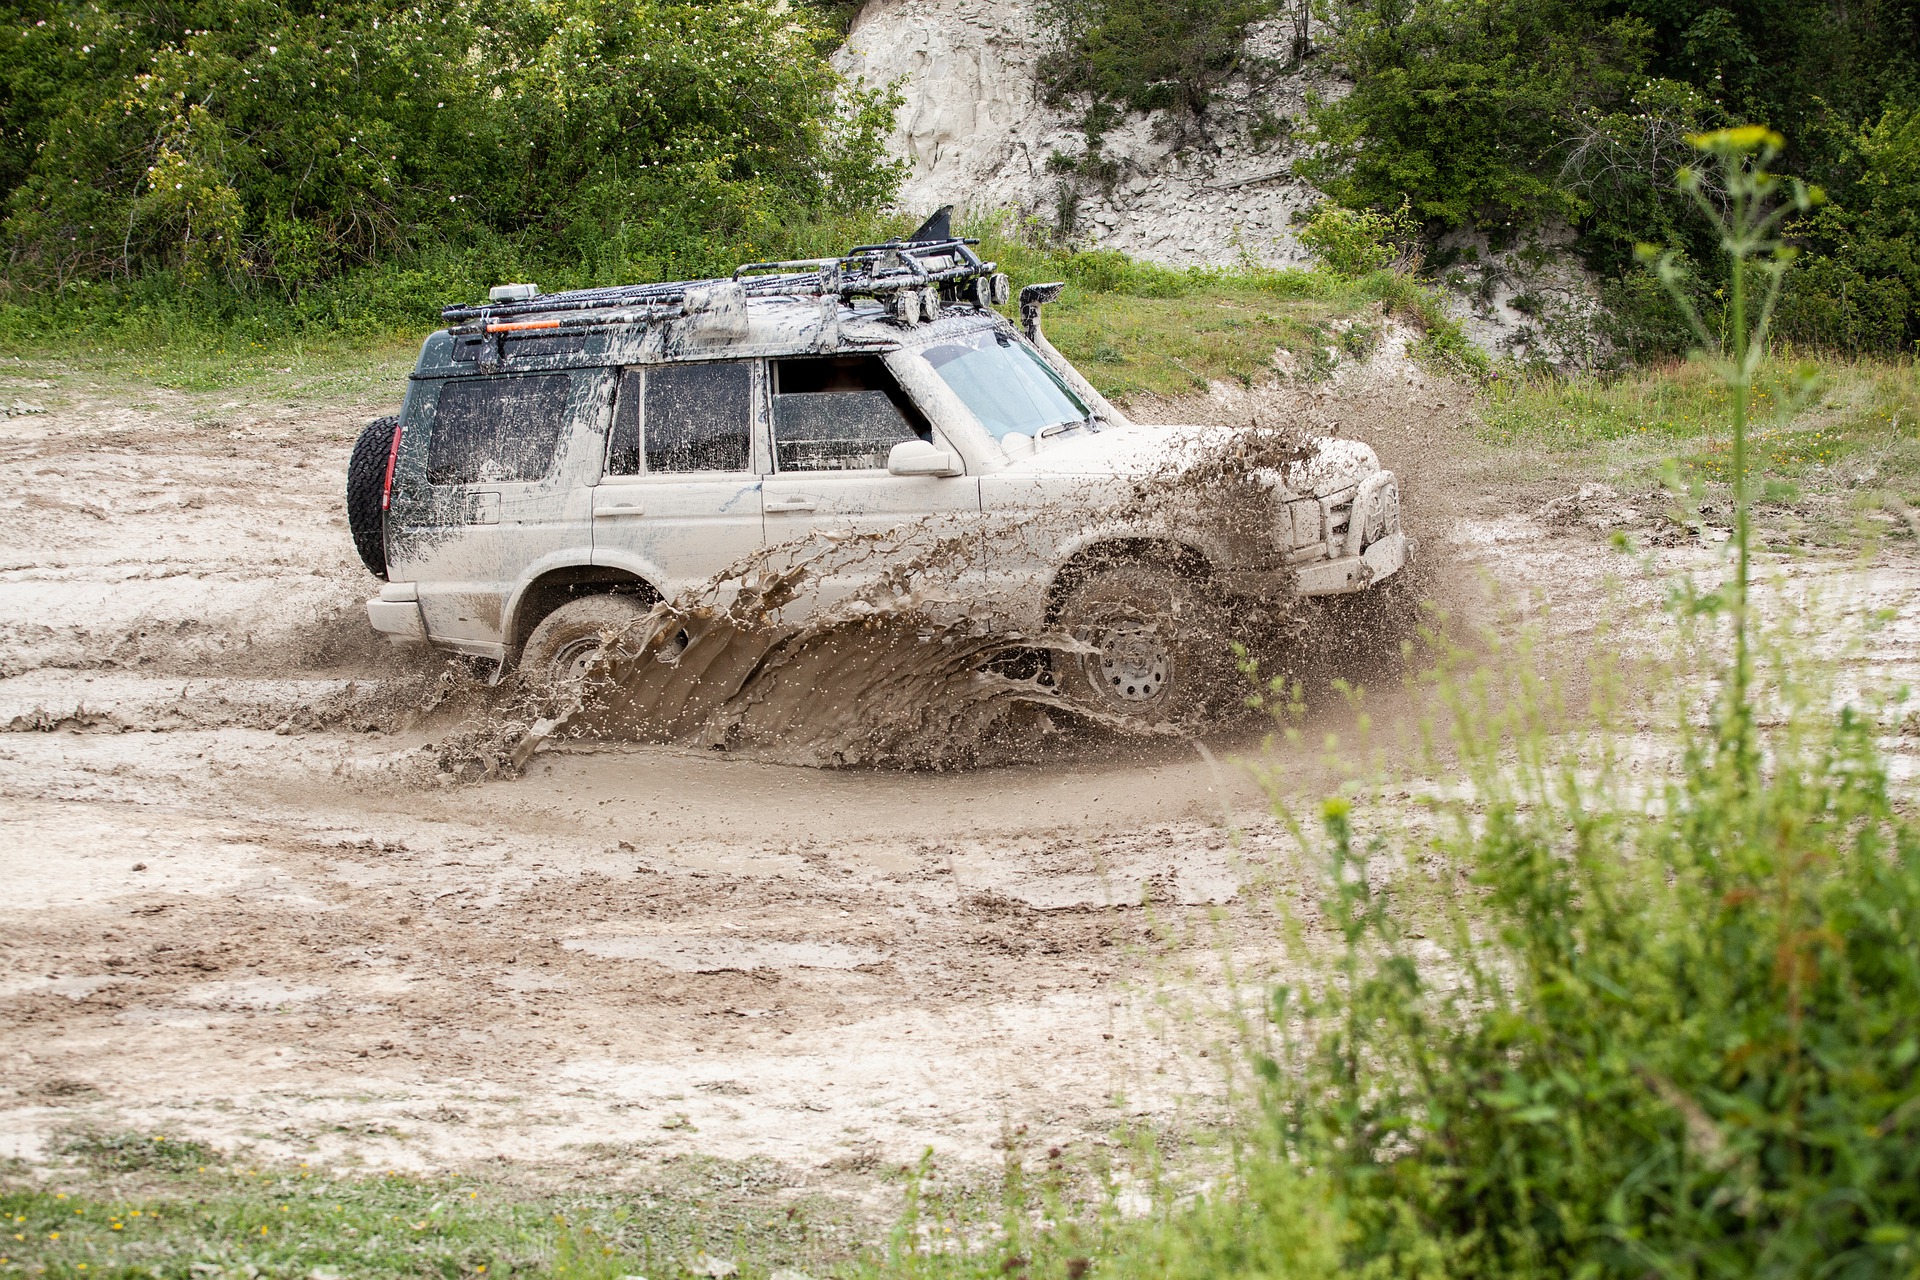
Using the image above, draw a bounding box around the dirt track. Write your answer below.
[7,341,1911,1206]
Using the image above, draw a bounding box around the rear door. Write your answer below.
[758,354,980,616]
[387,368,607,651]
[591,361,765,604]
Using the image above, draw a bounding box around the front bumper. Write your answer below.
[1294,530,1411,596]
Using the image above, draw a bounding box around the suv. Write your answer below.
[347,222,1409,721]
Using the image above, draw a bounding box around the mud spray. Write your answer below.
[424,422,1383,778]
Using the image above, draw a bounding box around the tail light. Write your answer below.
[380,417,404,512]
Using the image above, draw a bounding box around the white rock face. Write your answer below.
[833,0,1331,268]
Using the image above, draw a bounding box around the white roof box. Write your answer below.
[488,283,540,303]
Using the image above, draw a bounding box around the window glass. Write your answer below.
[427,374,571,485]
[644,362,752,473]
[918,330,1087,441]
[771,356,925,472]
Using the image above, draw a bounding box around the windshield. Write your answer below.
[918,329,1090,441]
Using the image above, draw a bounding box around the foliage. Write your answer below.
[1298,200,1419,277]
[1639,128,1817,702]
[1302,0,1920,355]
[1300,1,1648,236]
[0,0,902,300]
[1227,625,1920,1278]
[1131,130,1920,1280]
[1038,0,1286,151]
[1779,106,1920,353]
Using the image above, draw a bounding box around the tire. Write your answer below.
[346,415,400,580]
[1053,561,1232,725]
[520,594,656,688]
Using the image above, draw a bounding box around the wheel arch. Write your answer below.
[503,565,662,657]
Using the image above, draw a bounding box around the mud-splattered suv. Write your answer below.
[346,218,1409,720]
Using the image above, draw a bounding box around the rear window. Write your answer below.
[426,374,571,485]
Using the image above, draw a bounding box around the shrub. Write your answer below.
[1298,201,1418,278]
[1138,127,1920,1280]
[0,0,902,298]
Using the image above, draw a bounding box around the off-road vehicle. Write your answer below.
[346,213,1409,720]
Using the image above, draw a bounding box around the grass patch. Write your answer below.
[1479,355,1920,518]
[58,1135,216,1178]
[978,231,1486,396]
[0,221,1482,405]
[1,1154,869,1279]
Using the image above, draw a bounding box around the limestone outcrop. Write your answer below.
[832,0,1329,268]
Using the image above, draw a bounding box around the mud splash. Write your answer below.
[429,422,1347,775]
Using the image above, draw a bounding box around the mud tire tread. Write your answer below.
[346,415,400,580]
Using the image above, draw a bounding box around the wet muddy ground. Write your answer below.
[6,344,1919,1217]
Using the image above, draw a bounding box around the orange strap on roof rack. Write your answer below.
[483,320,561,333]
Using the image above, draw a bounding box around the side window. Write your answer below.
[643,362,752,473]
[772,355,928,472]
[426,374,571,485]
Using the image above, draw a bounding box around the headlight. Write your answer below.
[1364,480,1399,546]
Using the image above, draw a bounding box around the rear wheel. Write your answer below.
[345,415,400,579]
[1054,562,1231,724]
[521,594,656,688]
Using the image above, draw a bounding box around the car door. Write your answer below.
[758,354,981,617]
[590,361,765,605]
[388,367,607,652]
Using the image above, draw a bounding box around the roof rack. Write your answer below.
[440,237,1007,333]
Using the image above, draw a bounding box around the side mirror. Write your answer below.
[887,439,963,477]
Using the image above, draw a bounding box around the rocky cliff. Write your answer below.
[833,0,1602,366]
[832,0,1331,268]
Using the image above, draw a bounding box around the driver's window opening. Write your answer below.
[771,355,929,472]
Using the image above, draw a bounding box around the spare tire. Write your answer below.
[346,415,400,580]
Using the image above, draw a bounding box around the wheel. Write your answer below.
[345,415,400,579]
[1053,561,1231,724]
[520,594,656,687]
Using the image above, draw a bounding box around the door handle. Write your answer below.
[765,497,817,513]
[594,503,644,517]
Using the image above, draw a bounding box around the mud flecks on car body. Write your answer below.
[345,216,1410,721]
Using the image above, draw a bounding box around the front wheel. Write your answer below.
[1053,562,1230,725]
[520,594,656,689]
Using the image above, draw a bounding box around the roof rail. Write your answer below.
[440,237,1002,332]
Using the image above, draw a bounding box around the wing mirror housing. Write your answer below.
[887,439,963,477]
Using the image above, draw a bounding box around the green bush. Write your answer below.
[1201,615,1920,1279]
[1298,201,1418,277]
[1778,106,1920,354]
[1299,0,1920,354]
[0,0,901,302]
[1038,0,1284,149]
